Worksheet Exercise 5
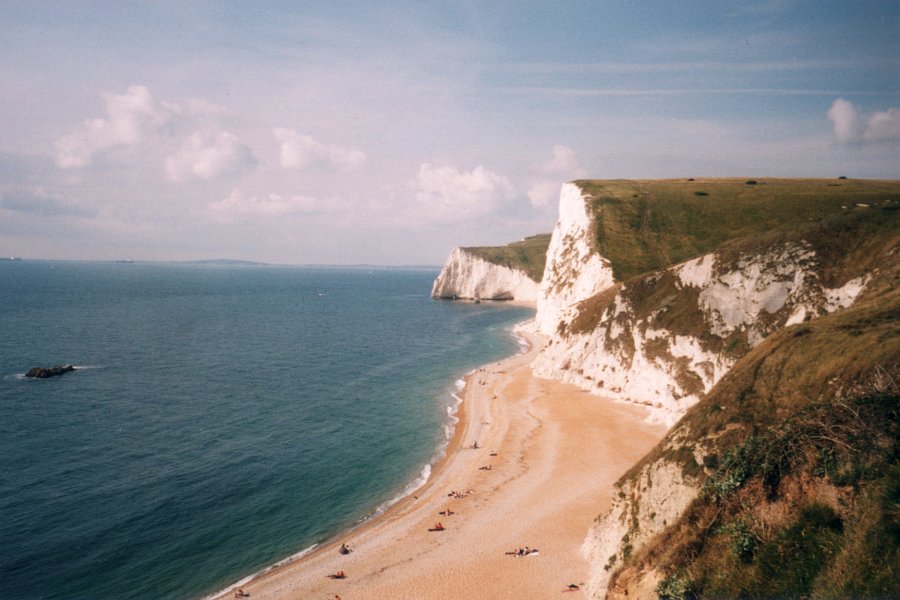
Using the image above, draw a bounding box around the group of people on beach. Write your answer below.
[447,489,472,499]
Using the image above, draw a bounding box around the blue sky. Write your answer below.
[1,1,897,264]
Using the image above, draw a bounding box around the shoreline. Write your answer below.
[206,322,528,600]
[208,323,667,599]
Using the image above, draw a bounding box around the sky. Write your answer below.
[0,1,897,265]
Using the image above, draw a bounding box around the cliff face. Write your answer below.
[533,238,869,424]
[536,183,616,334]
[529,180,897,599]
[590,267,898,599]
[434,178,899,599]
[431,247,541,302]
[530,179,895,424]
[539,181,898,600]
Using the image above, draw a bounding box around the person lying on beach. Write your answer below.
[506,547,539,557]
[439,508,454,516]
[428,522,445,531]
[233,588,249,597]
[490,451,498,456]
[562,584,580,592]
[479,465,492,470]
[327,571,347,579]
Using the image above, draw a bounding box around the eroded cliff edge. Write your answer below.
[534,179,897,424]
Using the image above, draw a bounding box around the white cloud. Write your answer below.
[864,108,900,143]
[527,144,587,208]
[828,98,900,144]
[165,132,256,182]
[412,163,515,222]
[827,98,862,143]
[539,144,581,174]
[209,188,322,220]
[55,85,174,168]
[527,180,565,209]
[273,128,366,170]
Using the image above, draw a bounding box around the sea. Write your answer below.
[0,261,533,600]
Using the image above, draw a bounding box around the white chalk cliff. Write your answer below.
[533,239,869,425]
[536,183,616,335]
[529,185,869,425]
[527,182,877,600]
[431,247,540,302]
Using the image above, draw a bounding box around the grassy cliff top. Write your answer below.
[463,233,551,283]
[576,178,900,282]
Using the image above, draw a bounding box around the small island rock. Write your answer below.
[25,365,76,379]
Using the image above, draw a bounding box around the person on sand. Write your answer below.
[562,583,580,592]
[233,589,249,598]
[339,543,351,555]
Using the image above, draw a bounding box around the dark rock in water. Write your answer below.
[25,365,76,379]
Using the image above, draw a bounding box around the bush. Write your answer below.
[754,503,844,597]
[720,520,757,563]
[657,572,698,600]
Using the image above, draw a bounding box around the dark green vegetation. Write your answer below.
[575,178,899,282]
[611,254,900,599]
[464,233,551,283]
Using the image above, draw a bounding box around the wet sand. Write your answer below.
[212,330,666,599]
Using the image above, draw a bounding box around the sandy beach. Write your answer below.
[211,329,667,600]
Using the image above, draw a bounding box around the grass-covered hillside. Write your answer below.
[567,186,899,341]
[464,233,551,283]
[606,257,899,599]
[576,178,900,282]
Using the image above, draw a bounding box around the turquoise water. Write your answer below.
[0,261,532,599]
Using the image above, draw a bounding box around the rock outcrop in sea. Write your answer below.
[26,365,76,378]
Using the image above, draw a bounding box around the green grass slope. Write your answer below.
[568,188,899,340]
[463,233,551,283]
[576,178,900,281]
[608,257,900,599]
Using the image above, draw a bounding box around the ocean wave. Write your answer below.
[201,543,319,600]
[372,463,432,516]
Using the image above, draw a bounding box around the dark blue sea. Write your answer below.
[0,261,532,599]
